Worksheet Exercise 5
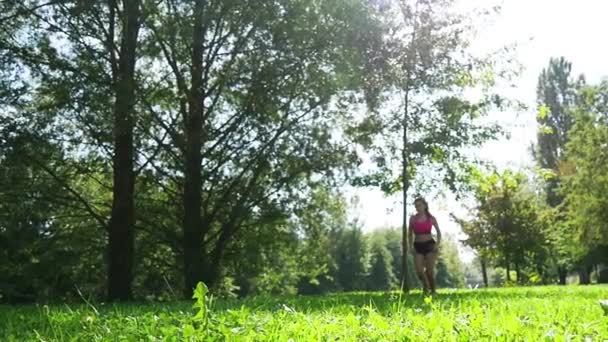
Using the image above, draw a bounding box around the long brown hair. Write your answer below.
[414,197,433,220]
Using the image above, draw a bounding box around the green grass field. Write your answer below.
[1,285,607,341]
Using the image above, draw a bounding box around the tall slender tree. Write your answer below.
[535,57,581,205]
[350,0,511,291]
[534,57,583,284]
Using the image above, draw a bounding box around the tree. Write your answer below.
[380,228,419,288]
[0,0,384,301]
[535,57,582,197]
[366,233,397,291]
[0,0,147,300]
[0,0,523,301]
[561,81,608,283]
[142,0,376,297]
[349,0,512,291]
[225,185,351,296]
[107,0,142,301]
[0,130,67,302]
[453,216,493,287]
[435,234,465,288]
[534,57,583,284]
[334,225,368,292]
[458,169,549,285]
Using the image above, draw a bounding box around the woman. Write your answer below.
[408,197,442,295]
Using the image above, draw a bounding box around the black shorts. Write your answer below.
[413,239,436,255]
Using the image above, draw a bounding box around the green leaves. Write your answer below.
[537,104,550,120]
[1,0,385,300]
[345,0,514,203]
[457,168,552,284]
[537,168,556,181]
[538,124,554,135]
[560,82,608,248]
[192,282,210,322]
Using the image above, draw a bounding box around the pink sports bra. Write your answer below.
[412,216,433,235]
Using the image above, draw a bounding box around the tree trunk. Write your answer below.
[400,98,409,292]
[399,0,420,294]
[515,262,521,284]
[108,0,141,302]
[506,262,511,282]
[400,78,411,293]
[558,266,567,285]
[579,265,591,285]
[183,0,207,298]
[400,176,409,292]
[481,258,488,288]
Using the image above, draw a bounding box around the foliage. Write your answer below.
[349,0,514,197]
[435,234,465,288]
[366,233,397,291]
[535,57,583,183]
[533,57,590,284]
[382,228,416,288]
[457,169,552,284]
[561,81,608,248]
[0,0,377,300]
[333,225,369,292]
[346,0,517,291]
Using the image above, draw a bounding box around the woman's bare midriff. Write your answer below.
[414,233,434,242]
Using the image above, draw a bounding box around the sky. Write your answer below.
[348,0,608,261]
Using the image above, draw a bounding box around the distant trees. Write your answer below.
[458,58,608,287]
[456,170,549,285]
[537,59,608,284]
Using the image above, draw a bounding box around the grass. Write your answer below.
[1,285,607,341]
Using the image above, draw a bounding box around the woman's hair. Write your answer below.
[414,197,433,219]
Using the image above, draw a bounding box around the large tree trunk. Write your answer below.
[481,258,488,288]
[558,265,567,285]
[108,0,141,301]
[183,0,207,297]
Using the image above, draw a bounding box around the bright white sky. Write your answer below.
[348,0,608,261]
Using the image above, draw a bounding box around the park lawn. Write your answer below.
[1,285,607,341]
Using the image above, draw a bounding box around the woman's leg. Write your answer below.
[414,252,428,292]
[424,250,439,294]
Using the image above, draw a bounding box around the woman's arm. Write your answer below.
[432,216,442,245]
